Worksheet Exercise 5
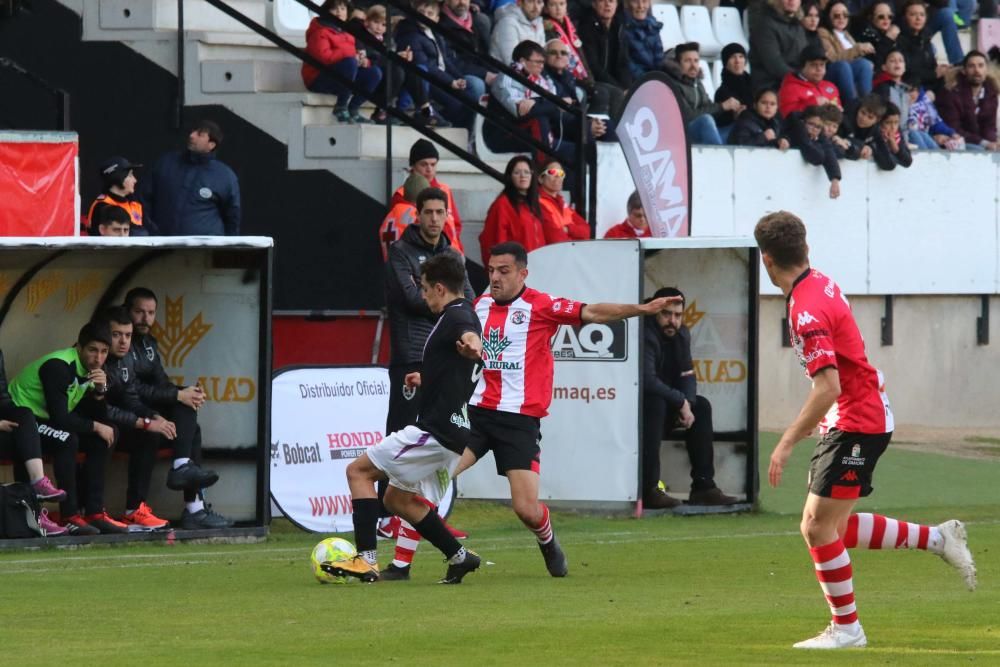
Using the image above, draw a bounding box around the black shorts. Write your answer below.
[808,429,892,499]
[467,406,541,476]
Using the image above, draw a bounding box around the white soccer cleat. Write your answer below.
[793,622,867,649]
[937,520,977,591]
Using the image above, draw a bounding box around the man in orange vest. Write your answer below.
[86,156,147,236]
[379,173,428,262]
[393,140,464,255]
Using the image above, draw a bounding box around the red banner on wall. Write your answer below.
[0,133,78,236]
[615,74,691,237]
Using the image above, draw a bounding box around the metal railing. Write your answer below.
[0,57,70,130]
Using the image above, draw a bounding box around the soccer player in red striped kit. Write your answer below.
[755,211,977,649]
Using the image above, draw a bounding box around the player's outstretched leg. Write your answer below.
[328,455,382,583]
[508,470,567,577]
[843,513,977,591]
[384,486,480,584]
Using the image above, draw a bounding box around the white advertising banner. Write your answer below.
[459,241,642,503]
[270,366,455,532]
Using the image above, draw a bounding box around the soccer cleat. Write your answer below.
[321,556,380,583]
[538,536,568,577]
[793,622,867,649]
[180,505,233,530]
[85,511,129,534]
[63,514,100,536]
[166,462,219,491]
[39,509,67,536]
[439,550,481,584]
[32,476,67,502]
[936,520,977,591]
[380,563,412,581]
[121,502,169,532]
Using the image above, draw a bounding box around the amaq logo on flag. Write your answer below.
[615,73,691,237]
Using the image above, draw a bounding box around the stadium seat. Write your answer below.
[652,4,685,52]
[712,7,749,51]
[699,60,716,99]
[474,114,520,163]
[680,5,722,58]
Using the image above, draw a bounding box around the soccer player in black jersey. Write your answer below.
[328,253,485,584]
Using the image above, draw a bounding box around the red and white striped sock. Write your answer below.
[843,513,943,552]
[529,503,553,545]
[391,520,421,568]
[810,538,860,630]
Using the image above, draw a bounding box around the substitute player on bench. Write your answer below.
[755,211,976,650]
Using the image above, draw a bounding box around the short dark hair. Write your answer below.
[411,0,437,9]
[97,305,133,328]
[97,206,131,227]
[857,93,887,118]
[754,211,809,268]
[124,287,158,311]
[653,286,685,308]
[320,0,351,12]
[962,49,987,67]
[675,42,700,61]
[190,119,223,148]
[78,321,112,348]
[627,190,643,212]
[490,241,528,267]
[512,40,544,62]
[801,104,823,121]
[420,253,467,295]
[753,87,777,104]
[881,101,901,118]
[416,187,449,213]
[818,103,843,124]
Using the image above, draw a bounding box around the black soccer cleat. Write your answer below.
[166,462,219,491]
[180,505,233,530]
[439,550,481,584]
[380,563,411,581]
[538,536,568,577]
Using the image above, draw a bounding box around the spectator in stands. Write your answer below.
[799,0,822,52]
[124,288,232,530]
[642,287,739,509]
[778,44,842,117]
[395,0,486,129]
[873,49,932,146]
[301,0,383,124]
[839,92,886,159]
[909,78,966,149]
[666,42,744,144]
[537,159,591,242]
[0,348,66,536]
[924,0,965,67]
[542,39,612,141]
[896,0,949,91]
[819,103,853,157]
[348,5,415,125]
[715,43,754,114]
[380,172,429,262]
[86,156,146,236]
[787,104,842,198]
[621,0,665,80]
[479,156,548,265]
[749,0,808,93]
[854,2,898,68]
[399,140,463,253]
[94,206,132,237]
[142,120,240,236]
[440,0,492,57]
[491,0,547,64]
[97,306,178,531]
[937,50,1000,151]
[728,88,791,147]
[818,1,874,102]
[874,102,914,167]
[604,190,652,238]
[8,322,120,535]
[577,0,634,90]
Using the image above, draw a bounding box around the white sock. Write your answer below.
[173,458,192,470]
[839,621,862,635]
[448,546,467,564]
[928,526,944,554]
[186,499,205,513]
[361,549,378,565]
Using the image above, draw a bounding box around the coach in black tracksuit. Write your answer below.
[642,287,738,509]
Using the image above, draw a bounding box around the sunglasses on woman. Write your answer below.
[544,167,566,178]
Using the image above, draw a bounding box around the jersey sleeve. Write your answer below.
[536,295,585,325]
[791,301,838,377]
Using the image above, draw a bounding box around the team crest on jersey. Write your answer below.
[851,444,861,458]
[144,342,155,362]
[402,385,416,401]
[552,301,562,312]
[482,327,520,370]
[120,366,129,382]
[796,311,818,328]
[511,310,526,325]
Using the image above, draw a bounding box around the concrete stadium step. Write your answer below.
[201,59,304,93]
[303,124,470,161]
[97,0,265,33]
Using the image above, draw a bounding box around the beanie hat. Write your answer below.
[403,173,431,202]
[408,138,439,165]
[721,43,747,67]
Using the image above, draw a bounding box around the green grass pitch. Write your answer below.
[2,433,997,665]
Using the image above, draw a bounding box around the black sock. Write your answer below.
[413,510,461,559]
[352,498,380,553]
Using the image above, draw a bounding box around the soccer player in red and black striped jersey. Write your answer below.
[755,211,977,650]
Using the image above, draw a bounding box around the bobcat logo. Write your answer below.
[151,296,213,368]
[482,327,512,360]
[270,443,280,466]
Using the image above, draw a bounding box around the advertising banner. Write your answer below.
[271,366,455,533]
[0,132,78,236]
[615,74,691,237]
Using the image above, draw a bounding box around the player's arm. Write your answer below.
[768,367,841,488]
[581,295,681,323]
[456,331,483,360]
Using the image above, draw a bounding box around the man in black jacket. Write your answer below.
[642,287,738,508]
[577,0,632,91]
[125,287,232,530]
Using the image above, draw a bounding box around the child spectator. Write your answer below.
[818,103,852,157]
[909,81,965,149]
[853,2,898,69]
[348,5,415,124]
[715,44,753,114]
[301,0,383,124]
[818,1,874,102]
[839,93,885,159]
[874,102,913,168]
[479,156,548,265]
[728,88,790,148]
[788,105,842,199]
[538,159,591,242]
[873,49,914,143]
[778,44,842,118]
[604,190,652,238]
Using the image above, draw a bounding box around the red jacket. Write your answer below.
[937,73,999,145]
[479,193,547,266]
[539,191,590,243]
[778,71,841,117]
[302,18,357,88]
[603,220,651,239]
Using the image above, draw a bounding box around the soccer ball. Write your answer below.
[311,537,357,584]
